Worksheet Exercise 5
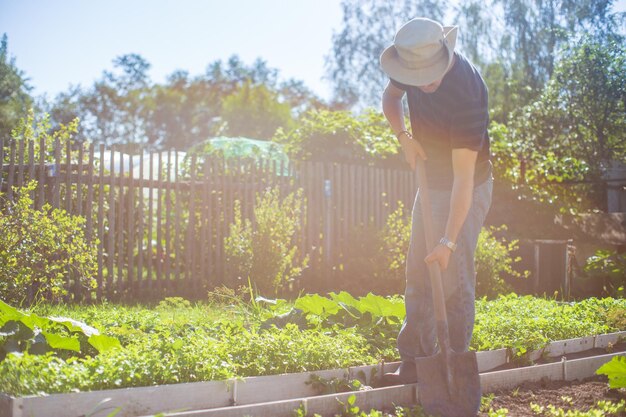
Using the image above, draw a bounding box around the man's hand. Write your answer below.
[399,134,427,171]
[424,244,452,271]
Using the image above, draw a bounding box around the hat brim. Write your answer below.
[380,25,458,87]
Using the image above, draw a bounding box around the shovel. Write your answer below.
[413,158,482,417]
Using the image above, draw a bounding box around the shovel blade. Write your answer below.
[415,350,481,417]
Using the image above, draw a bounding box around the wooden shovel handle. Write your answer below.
[414,158,451,350]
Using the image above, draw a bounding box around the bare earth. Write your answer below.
[478,376,626,416]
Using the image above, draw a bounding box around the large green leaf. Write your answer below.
[49,316,100,337]
[88,334,122,353]
[294,294,340,318]
[43,332,81,352]
[358,293,405,320]
[596,355,626,389]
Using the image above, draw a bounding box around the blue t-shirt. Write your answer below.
[390,52,491,189]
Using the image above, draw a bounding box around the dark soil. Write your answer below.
[478,376,626,416]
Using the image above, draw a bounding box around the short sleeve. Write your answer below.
[390,78,410,92]
[449,99,488,151]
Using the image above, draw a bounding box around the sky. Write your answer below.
[2,0,626,104]
[0,0,344,101]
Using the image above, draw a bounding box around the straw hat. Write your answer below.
[380,18,458,87]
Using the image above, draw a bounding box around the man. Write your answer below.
[379,17,493,385]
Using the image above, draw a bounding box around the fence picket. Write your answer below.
[2,138,419,300]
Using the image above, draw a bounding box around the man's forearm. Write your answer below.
[444,179,474,243]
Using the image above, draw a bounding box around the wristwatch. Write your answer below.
[439,237,457,252]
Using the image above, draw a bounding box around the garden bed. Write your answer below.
[479,376,625,416]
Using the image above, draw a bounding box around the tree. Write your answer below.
[325,0,445,109]
[221,80,294,139]
[502,35,626,211]
[0,34,33,140]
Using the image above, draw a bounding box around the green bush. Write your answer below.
[376,202,411,292]
[584,249,626,298]
[224,187,308,295]
[475,226,528,299]
[0,182,97,305]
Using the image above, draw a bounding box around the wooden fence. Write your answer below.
[0,138,417,301]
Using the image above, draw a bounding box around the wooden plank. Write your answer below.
[481,361,564,393]
[564,352,622,382]
[594,331,626,349]
[0,394,19,417]
[166,384,416,417]
[203,159,212,285]
[65,140,71,212]
[107,147,116,296]
[186,156,197,289]
[27,141,35,202]
[477,348,508,372]
[7,139,15,200]
[545,336,595,357]
[147,151,155,295]
[76,142,84,217]
[17,380,232,417]
[85,143,95,245]
[16,138,24,189]
[97,144,105,301]
[174,151,182,286]
[117,150,125,296]
[165,149,172,289]
[235,368,346,406]
[127,155,135,292]
[37,137,45,209]
[156,152,164,292]
[137,152,144,293]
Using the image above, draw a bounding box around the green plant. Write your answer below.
[0,299,121,361]
[584,250,626,297]
[0,181,97,305]
[224,187,308,295]
[377,202,411,290]
[475,226,528,299]
[596,355,626,389]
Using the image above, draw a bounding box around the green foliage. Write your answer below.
[324,1,445,108]
[503,36,626,212]
[584,250,626,298]
[473,295,622,356]
[222,80,295,139]
[0,182,97,305]
[530,399,626,416]
[224,187,308,295]
[378,202,411,286]
[0,299,121,361]
[0,34,33,140]
[273,108,401,164]
[596,355,626,389]
[0,294,624,396]
[475,226,528,299]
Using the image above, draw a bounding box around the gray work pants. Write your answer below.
[397,176,493,362]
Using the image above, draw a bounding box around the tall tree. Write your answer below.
[325,0,445,109]
[0,34,33,140]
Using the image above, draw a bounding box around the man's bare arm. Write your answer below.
[444,148,478,243]
[382,81,427,169]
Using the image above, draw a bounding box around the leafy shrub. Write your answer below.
[0,182,97,305]
[584,249,626,297]
[377,202,411,290]
[475,226,528,299]
[273,108,401,165]
[0,299,120,361]
[224,187,308,295]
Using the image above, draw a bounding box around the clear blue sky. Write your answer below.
[1,0,625,103]
[0,0,343,101]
